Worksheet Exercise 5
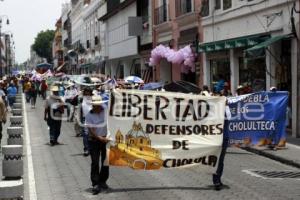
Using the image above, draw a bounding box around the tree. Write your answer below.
[32,30,55,63]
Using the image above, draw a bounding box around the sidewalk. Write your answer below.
[244,135,300,169]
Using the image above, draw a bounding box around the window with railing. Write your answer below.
[95,36,99,45]
[201,0,209,17]
[176,0,193,17]
[154,4,168,25]
[141,0,150,30]
[215,0,221,10]
[86,40,90,49]
[223,0,232,10]
[107,0,120,13]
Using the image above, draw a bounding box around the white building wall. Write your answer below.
[202,0,297,43]
[97,1,107,59]
[71,0,84,45]
[61,3,70,46]
[107,2,138,59]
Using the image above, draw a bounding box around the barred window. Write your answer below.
[223,0,232,10]
[215,0,221,10]
[201,0,209,17]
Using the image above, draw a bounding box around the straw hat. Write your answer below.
[50,85,59,92]
[237,85,244,90]
[65,82,75,88]
[270,86,277,92]
[91,95,108,105]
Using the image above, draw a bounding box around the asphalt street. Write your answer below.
[22,96,300,200]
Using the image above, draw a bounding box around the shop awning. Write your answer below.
[198,35,269,53]
[245,34,293,55]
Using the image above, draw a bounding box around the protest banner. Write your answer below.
[107,89,226,173]
[227,91,289,147]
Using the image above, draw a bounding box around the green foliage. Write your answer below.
[32,30,55,63]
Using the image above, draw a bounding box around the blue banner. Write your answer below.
[227,91,289,147]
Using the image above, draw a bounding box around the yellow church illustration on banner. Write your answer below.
[109,121,163,170]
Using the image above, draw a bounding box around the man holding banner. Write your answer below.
[85,95,110,195]
[212,103,231,190]
[107,89,226,183]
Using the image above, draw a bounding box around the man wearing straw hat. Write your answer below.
[85,95,110,195]
[44,85,65,146]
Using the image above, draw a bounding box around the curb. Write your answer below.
[242,147,300,169]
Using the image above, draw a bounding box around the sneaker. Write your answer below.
[83,150,89,157]
[214,183,223,191]
[99,182,109,190]
[50,140,55,146]
[92,185,101,195]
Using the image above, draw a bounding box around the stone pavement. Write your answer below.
[20,96,300,200]
[244,135,300,169]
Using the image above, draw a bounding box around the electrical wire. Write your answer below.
[248,5,268,33]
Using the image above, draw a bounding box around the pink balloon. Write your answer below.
[149,44,195,67]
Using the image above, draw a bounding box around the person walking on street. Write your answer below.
[0,82,7,108]
[0,96,7,149]
[212,101,230,191]
[65,84,78,122]
[44,85,65,146]
[85,95,110,195]
[80,88,93,156]
[40,79,48,100]
[7,83,17,109]
[23,79,32,103]
[29,81,38,108]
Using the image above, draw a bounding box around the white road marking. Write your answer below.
[23,94,37,200]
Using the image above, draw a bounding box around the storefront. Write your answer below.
[199,34,293,95]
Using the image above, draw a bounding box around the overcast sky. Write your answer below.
[0,0,67,64]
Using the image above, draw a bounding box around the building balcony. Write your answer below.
[175,0,194,17]
[153,4,172,34]
[154,4,168,25]
[175,0,198,27]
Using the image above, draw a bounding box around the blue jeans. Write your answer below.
[8,96,16,107]
[83,127,89,151]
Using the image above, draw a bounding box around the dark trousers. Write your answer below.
[48,119,62,142]
[213,137,228,185]
[41,90,47,100]
[31,95,37,106]
[89,140,109,186]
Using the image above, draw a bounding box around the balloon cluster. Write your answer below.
[149,45,195,72]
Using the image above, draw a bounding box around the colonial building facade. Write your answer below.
[56,0,300,137]
[198,0,299,137]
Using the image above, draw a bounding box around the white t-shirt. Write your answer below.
[82,97,92,117]
[45,96,64,118]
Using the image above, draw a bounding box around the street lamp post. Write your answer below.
[2,31,14,76]
[0,15,10,78]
